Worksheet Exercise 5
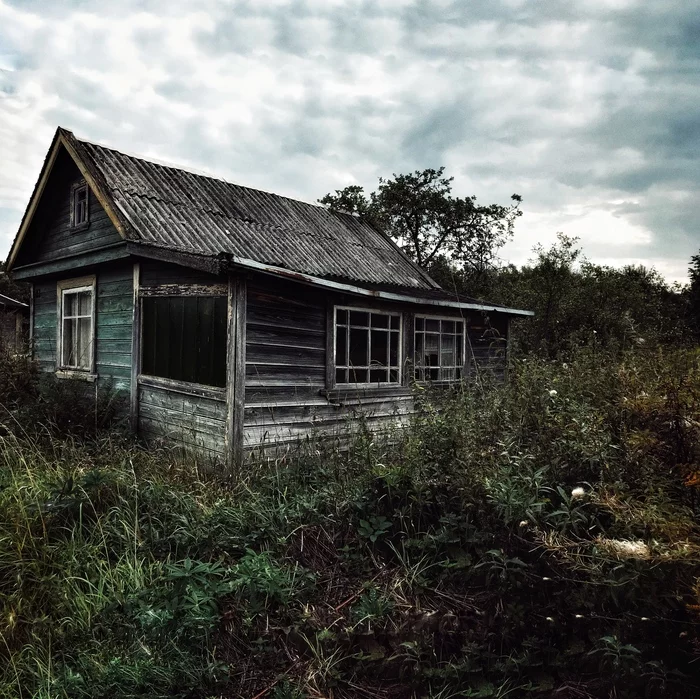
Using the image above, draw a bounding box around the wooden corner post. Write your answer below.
[130,262,141,433]
[226,274,247,471]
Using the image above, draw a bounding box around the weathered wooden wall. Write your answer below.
[243,277,414,452]
[15,148,122,267]
[466,315,509,382]
[137,378,227,460]
[32,262,133,391]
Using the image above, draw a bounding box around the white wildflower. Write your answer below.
[641,617,649,621]
[571,487,585,499]
[575,614,584,619]
[562,363,568,369]
[519,520,529,528]
[598,538,650,559]
[542,577,551,581]
[549,389,558,397]
[546,617,554,622]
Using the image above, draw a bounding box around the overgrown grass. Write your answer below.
[1,348,699,698]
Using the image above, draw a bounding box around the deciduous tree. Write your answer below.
[320,168,521,284]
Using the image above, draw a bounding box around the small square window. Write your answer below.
[414,315,465,383]
[72,183,89,228]
[333,306,402,386]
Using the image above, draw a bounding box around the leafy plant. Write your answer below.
[358,515,393,543]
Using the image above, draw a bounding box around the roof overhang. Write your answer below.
[219,253,534,316]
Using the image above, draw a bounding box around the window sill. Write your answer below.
[71,222,90,233]
[56,370,97,382]
[138,374,226,401]
[321,385,412,405]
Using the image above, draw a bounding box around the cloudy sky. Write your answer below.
[0,0,698,283]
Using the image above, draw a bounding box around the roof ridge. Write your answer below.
[71,129,346,215]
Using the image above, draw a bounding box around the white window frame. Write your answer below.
[333,305,402,387]
[56,276,96,378]
[70,181,89,229]
[414,314,466,383]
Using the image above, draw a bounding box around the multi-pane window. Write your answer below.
[72,183,88,227]
[334,307,401,385]
[414,316,465,381]
[60,286,94,370]
[141,296,228,388]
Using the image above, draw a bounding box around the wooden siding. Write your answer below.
[15,147,122,268]
[32,280,58,372]
[96,266,133,390]
[244,277,413,452]
[137,378,227,459]
[467,315,509,382]
[140,259,223,288]
[32,262,134,391]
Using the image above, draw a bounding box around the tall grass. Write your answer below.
[0,347,699,697]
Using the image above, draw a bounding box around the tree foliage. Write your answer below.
[0,261,30,304]
[689,252,700,335]
[489,234,689,355]
[319,167,522,281]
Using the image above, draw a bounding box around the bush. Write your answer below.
[0,348,129,440]
[0,346,699,697]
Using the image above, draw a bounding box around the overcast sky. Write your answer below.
[1,0,698,283]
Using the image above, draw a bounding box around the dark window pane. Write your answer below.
[336,325,348,366]
[336,368,347,384]
[371,329,388,366]
[390,314,400,329]
[415,317,424,331]
[336,308,348,325]
[371,313,389,328]
[429,367,439,381]
[350,310,369,326]
[370,368,386,383]
[442,320,455,334]
[390,331,399,366]
[168,297,185,380]
[390,368,399,383]
[141,295,227,387]
[349,367,369,383]
[349,327,368,366]
[426,318,440,332]
[414,334,423,365]
[456,368,462,380]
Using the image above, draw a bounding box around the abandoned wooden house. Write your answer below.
[0,292,28,353]
[6,127,532,464]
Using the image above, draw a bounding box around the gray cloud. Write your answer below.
[0,0,698,283]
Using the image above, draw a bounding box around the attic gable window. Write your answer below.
[334,307,401,385]
[71,181,89,229]
[414,316,465,382]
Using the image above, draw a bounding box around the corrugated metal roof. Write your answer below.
[66,132,437,290]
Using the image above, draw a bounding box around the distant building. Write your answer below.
[6,127,532,465]
[0,293,28,353]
